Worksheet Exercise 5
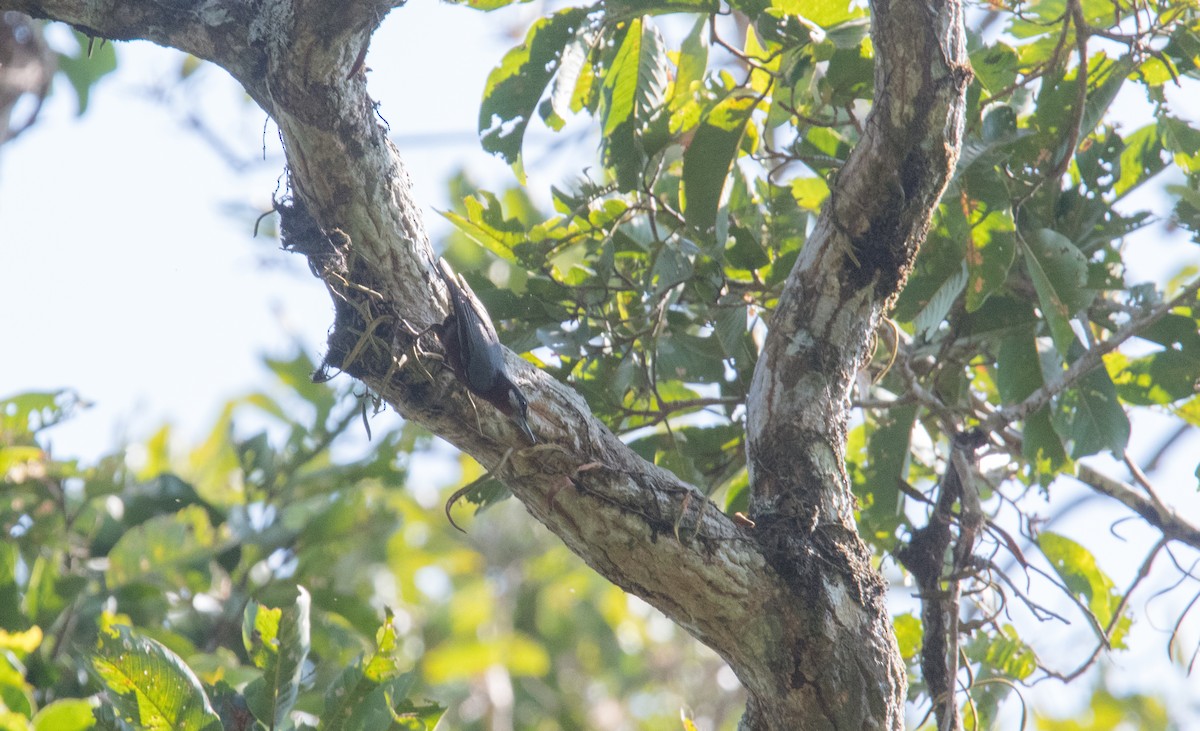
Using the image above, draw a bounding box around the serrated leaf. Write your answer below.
[542,37,590,130]
[599,18,670,190]
[1021,229,1091,355]
[92,621,220,731]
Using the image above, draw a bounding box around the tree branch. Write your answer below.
[1074,463,1200,549]
[6,0,972,727]
[986,276,1200,432]
[2,0,787,717]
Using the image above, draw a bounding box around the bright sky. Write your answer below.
[0,1,524,457]
[2,0,1200,724]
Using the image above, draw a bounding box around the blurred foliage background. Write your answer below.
[1,355,740,730]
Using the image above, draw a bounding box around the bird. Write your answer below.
[430,257,536,444]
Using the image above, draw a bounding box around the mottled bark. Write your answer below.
[3,1,968,727]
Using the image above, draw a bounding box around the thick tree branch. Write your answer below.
[739,0,970,723]
[3,0,788,720]
[7,0,970,727]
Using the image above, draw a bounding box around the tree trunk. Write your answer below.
[2,1,968,727]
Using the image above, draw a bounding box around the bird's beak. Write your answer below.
[514,414,537,444]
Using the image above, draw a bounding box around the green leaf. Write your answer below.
[952,113,1028,189]
[242,587,311,730]
[0,544,21,630]
[980,625,1036,680]
[1160,115,1200,174]
[1074,55,1136,155]
[964,212,1016,312]
[852,403,917,540]
[1111,314,1200,405]
[714,306,749,359]
[789,177,829,212]
[655,332,725,383]
[455,0,531,10]
[726,223,770,270]
[668,16,708,114]
[32,699,95,731]
[1053,344,1130,458]
[970,42,1019,93]
[1038,532,1129,646]
[105,506,219,592]
[264,351,336,423]
[771,0,863,28]
[892,614,922,662]
[0,389,83,435]
[996,331,1068,476]
[1113,124,1168,199]
[1021,229,1091,355]
[91,621,220,731]
[439,193,526,264]
[913,262,967,340]
[56,33,118,115]
[325,610,443,731]
[479,7,590,169]
[542,36,591,131]
[599,18,670,190]
[601,18,668,137]
[681,94,758,233]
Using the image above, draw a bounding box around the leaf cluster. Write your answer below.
[0,357,443,731]
[452,0,1200,723]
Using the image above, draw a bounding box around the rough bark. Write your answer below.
[4,1,968,727]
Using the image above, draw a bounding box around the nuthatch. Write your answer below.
[431,258,536,443]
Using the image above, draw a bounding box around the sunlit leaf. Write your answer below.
[242,587,311,729]
[480,7,591,172]
[31,698,95,731]
[1038,533,1129,646]
[681,94,758,232]
[92,620,220,731]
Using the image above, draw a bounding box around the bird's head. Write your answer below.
[502,378,536,444]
